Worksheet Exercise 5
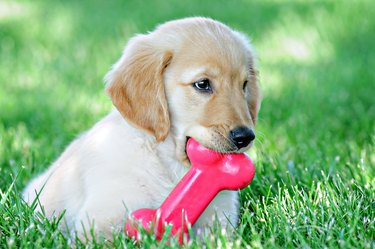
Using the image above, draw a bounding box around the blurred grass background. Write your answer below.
[0,0,374,248]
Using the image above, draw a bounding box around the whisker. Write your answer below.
[215,129,237,153]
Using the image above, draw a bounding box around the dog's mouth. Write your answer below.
[184,136,239,158]
[184,136,191,162]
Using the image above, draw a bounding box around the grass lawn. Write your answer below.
[1,0,374,248]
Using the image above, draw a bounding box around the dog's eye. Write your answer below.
[193,79,212,93]
[243,80,248,91]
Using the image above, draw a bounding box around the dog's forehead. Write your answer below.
[171,41,244,76]
[183,31,247,62]
[158,18,253,82]
[173,42,249,84]
[179,63,248,84]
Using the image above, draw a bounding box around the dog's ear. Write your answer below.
[105,34,172,142]
[234,31,261,125]
[247,65,261,125]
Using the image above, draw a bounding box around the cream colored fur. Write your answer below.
[23,17,261,239]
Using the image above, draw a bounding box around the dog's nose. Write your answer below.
[230,127,255,149]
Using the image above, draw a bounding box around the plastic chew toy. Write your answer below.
[125,138,255,244]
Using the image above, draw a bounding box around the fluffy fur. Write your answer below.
[23,17,261,239]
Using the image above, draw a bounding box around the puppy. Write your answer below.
[23,17,261,239]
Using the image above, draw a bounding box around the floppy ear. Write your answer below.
[247,65,261,125]
[105,34,173,142]
[234,31,261,125]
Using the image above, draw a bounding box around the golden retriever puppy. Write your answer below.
[23,17,261,239]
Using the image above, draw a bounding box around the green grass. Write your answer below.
[1,0,374,248]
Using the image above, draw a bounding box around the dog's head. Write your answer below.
[105,17,261,163]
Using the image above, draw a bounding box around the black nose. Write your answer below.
[230,127,255,149]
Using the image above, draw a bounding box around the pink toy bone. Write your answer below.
[125,138,255,244]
